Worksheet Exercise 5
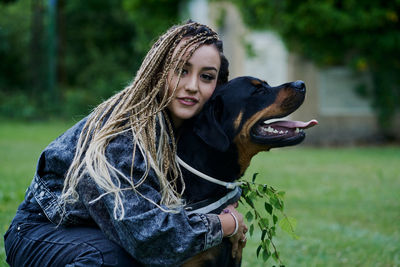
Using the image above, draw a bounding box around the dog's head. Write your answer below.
[193,76,317,173]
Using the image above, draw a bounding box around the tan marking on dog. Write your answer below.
[250,79,262,87]
[234,110,244,131]
[233,89,292,174]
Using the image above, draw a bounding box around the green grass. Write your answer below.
[0,119,76,266]
[1,121,399,266]
[241,146,400,266]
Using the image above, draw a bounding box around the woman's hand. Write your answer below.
[218,203,248,260]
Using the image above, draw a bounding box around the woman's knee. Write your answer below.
[4,221,139,267]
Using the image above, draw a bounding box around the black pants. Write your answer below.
[4,220,140,267]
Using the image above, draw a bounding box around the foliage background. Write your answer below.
[228,0,400,134]
[0,0,181,119]
[1,0,399,136]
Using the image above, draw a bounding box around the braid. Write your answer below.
[62,21,228,219]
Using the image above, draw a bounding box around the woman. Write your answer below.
[4,21,247,266]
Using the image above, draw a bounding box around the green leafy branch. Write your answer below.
[239,173,298,266]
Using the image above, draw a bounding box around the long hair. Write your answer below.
[61,21,229,220]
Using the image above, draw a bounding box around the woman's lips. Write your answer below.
[177,97,198,106]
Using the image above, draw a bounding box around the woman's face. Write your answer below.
[166,41,221,128]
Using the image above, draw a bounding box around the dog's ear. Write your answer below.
[193,95,230,152]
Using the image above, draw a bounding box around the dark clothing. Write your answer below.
[4,211,139,266]
[4,116,222,266]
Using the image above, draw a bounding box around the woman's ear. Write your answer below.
[193,95,230,152]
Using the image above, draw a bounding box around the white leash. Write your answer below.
[176,156,243,189]
[185,187,241,215]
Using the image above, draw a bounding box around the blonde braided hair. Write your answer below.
[61,21,229,220]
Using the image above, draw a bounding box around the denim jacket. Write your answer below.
[13,116,223,266]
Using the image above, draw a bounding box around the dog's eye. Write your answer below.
[251,83,268,95]
[252,87,265,95]
[250,79,270,95]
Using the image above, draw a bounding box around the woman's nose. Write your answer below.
[184,75,199,93]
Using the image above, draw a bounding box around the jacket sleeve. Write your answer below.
[78,132,223,266]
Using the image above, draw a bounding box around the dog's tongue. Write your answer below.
[265,119,318,129]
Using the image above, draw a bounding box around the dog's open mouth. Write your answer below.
[251,118,318,145]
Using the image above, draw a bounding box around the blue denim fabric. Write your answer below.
[5,116,223,266]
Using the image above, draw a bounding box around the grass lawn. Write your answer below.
[1,120,399,266]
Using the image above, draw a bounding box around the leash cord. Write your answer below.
[176,156,243,189]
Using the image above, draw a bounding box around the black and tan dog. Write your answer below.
[178,76,317,266]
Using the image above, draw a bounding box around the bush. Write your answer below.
[0,91,38,119]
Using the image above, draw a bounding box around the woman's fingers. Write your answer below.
[236,236,247,260]
[231,236,239,258]
[221,205,249,259]
[229,212,248,258]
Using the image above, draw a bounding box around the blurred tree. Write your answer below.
[226,0,400,137]
[59,0,141,116]
[60,0,182,116]
[0,0,183,119]
[0,1,30,92]
[30,0,46,100]
[122,0,182,55]
[0,0,35,118]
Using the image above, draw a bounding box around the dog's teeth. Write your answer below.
[285,130,288,134]
[295,128,299,133]
[279,130,284,134]
[267,127,274,133]
[273,129,278,134]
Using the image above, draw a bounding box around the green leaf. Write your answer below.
[256,245,262,258]
[261,229,267,241]
[279,216,299,239]
[262,248,271,262]
[260,218,269,228]
[238,174,296,264]
[246,211,254,222]
[273,214,278,225]
[272,251,280,262]
[249,191,258,201]
[258,184,268,195]
[265,202,273,214]
[244,197,255,209]
[270,226,276,237]
[262,184,268,193]
[252,172,258,183]
[241,185,249,196]
[256,189,263,197]
[271,196,283,211]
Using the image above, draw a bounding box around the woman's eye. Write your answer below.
[201,73,215,81]
[175,68,188,76]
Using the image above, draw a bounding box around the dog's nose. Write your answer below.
[293,80,306,93]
